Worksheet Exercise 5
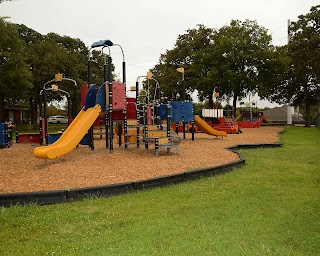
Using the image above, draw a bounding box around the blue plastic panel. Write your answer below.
[47,133,63,145]
[0,123,5,146]
[91,39,113,48]
[159,104,171,120]
[96,83,106,111]
[84,85,97,110]
[80,133,89,145]
[170,101,193,122]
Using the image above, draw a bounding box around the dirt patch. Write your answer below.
[0,127,283,194]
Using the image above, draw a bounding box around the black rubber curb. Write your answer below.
[66,182,134,201]
[0,141,283,207]
[133,173,185,191]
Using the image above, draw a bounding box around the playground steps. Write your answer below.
[220,117,239,134]
[124,119,144,144]
[116,135,137,144]
[126,119,145,129]
[93,125,106,139]
[145,130,168,138]
[123,120,179,157]
[143,124,179,157]
[155,140,179,157]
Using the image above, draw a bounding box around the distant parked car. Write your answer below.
[48,115,68,124]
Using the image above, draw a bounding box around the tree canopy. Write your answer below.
[1,5,319,126]
[208,19,274,115]
[151,20,274,116]
[261,5,320,126]
[0,18,32,122]
[151,25,214,102]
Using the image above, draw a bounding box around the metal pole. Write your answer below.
[39,91,43,145]
[73,83,77,119]
[155,82,160,128]
[43,88,48,145]
[103,53,107,82]
[87,49,94,150]
[67,96,71,119]
[122,61,126,85]
[124,109,128,149]
[88,49,92,85]
[182,72,186,139]
[192,104,195,141]
[102,47,111,150]
[167,103,171,141]
[287,19,291,44]
[136,80,140,148]
[182,72,185,101]
[108,56,113,153]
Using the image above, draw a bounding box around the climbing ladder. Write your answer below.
[143,124,179,157]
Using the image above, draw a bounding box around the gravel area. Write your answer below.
[0,127,283,194]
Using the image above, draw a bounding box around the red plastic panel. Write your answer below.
[80,85,89,108]
[18,134,40,143]
[112,82,126,110]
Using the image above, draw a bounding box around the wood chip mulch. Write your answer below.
[0,127,283,194]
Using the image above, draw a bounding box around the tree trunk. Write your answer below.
[0,92,5,122]
[32,99,38,130]
[305,99,311,127]
[29,97,33,126]
[208,94,213,109]
[29,97,38,130]
[232,94,237,117]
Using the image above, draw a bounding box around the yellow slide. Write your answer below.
[33,104,102,159]
[194,115,227,137]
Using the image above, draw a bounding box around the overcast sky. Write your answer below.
[1,0,319,107]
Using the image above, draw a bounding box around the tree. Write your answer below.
[151,25,214,102]
[0,0,16,3]
[258,45,292,103]
[15,26,94,128]
[261,6,320,127]
[288,5,320,126]
[43,33,90,117]
[0,18,32,122]
[208,20,273,116]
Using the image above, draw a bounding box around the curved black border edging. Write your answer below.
[0,140,283,207]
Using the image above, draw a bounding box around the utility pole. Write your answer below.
[288,19,299,121]
[287,19,291,44]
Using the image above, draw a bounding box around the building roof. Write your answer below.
[263,105,304,122]
[4,104,29,111]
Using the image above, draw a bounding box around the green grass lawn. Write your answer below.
[1,126,319,255]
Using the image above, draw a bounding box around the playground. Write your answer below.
[0,40,284,198]
[0,126,282,194]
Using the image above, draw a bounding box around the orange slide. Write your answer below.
[33,104,101,159]
[194,115,227,137]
